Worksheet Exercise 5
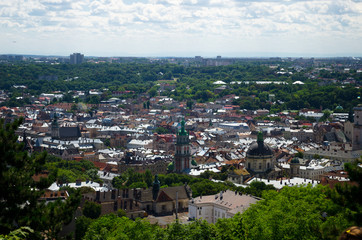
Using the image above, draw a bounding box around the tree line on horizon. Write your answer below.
[0,62,361,112]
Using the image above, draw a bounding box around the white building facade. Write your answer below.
[188,190,260,224]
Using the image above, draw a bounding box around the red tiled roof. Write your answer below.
[91,161,107,170]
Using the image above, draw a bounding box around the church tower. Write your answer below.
[174,119,191,173]
[290,157,301,178]
[51,114,60,139]
[352,105,362,150]
[245,131,273,175]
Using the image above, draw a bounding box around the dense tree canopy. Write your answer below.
[241,185,348,240]
[1,62,360,111]
[0,118,81,239]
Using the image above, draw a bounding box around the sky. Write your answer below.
[0,0,361,57]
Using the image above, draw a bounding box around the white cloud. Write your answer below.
[0,0,361,56]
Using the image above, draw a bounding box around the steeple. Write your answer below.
[174,118,191,172]
[51,113,60,139]
[257,131,264,143]
[152,174,160,200]
[52,114,59,127]
[178,118,188,136]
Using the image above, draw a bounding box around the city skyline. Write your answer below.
[1,0,361,57]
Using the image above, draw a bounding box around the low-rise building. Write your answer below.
[227,168,250,184]
[188,190,260,223]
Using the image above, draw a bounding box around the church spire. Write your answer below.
[257,131,264,143]
[178,118,188,136]
[152,174,160,200]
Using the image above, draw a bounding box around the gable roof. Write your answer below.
[156,191,173,202]
[59,126,81,138]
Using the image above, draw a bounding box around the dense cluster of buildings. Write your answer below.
[1,72,361,224]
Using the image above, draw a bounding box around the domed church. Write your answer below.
[245,132,274,175]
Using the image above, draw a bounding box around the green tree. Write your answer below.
[75,216,93,240]
[83,214,162,240]
[0,118,81,239]
[215,213,244,240]
[153,127,169,134]
[117,209,127,217]
[83,201,101,219]
[148,87,158,98]
[295,151,304,158]
[112,175,126,189]
[144,169,153,188]
[186,100,193,110]
[242,185,346,240]
[71,103,78,112]
[0,227,34,240]
[38,191,81,239]
[129,181,147,189]
[325,160,362,237]
[0,118,50,233]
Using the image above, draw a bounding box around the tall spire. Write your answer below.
[257,131,264,143]
[152,174,160,200]
[178,118,188,136]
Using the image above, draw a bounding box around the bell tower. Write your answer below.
[51,114,60,139]
[174,119,190,173]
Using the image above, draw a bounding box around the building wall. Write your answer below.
[245,155,273,173]
[344,121,354,141]
[213,206,229,224]
[354,108,362,125]
[189,204,197,220]
[304,148,361,163]
[299,167,325,180]
[227,174,243,184]
[189,204,215,223]
[118,160,169,175]
[189,203,236,224]
[154,201,174,215]
[290,129,314,141]
[353,125,362,150]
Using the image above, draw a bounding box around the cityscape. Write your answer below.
[1,0,362,239]
[0,54,361,239]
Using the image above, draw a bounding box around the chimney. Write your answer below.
[76,179,81,186]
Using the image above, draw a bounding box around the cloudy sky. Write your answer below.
[0,0,361,57]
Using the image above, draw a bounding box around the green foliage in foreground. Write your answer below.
[0,227,33,240]
[83,201,101,219]
[0,118,81,239]
[80,183,357,240]
[81,160,362,240]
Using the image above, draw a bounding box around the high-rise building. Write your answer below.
[70,53,84,64]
